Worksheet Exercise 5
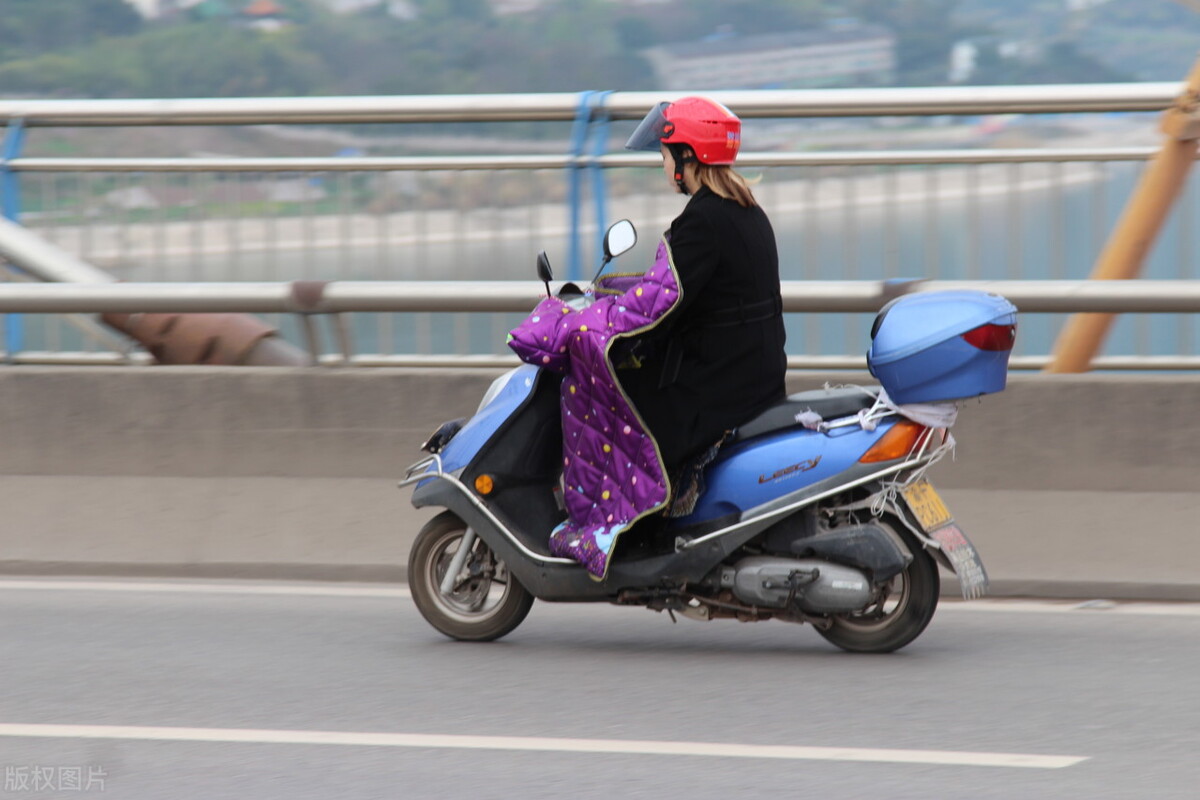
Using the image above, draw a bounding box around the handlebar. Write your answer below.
[555,281,594,310]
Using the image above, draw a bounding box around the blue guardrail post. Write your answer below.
[567,91,611,282]
[1,119,26,360]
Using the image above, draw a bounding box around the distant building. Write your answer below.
[644,25,896,90]
[191,0,234,19]
[320,0,376,11]
[240,0,289,31]
[131,0,655,19]
[124,0,159,16]
[949,41,977,83]
[490,0,669,13]
[242,0,284,17]
[124,0,208,18]
[310,0,418,18]
[490,0,542,13]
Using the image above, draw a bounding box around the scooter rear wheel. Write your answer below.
[815,523,939,654]
[409,511,534,642]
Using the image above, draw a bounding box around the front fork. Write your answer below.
[401,454,477,596]
[439,526,479,595]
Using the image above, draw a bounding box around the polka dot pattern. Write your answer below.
[507,237,681,579]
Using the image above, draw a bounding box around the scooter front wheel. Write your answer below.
[408,511,534,642]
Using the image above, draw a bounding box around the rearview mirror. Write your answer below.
[536,250,553,284]
[603,219,637,260]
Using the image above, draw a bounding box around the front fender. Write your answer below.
[407,472,614,602]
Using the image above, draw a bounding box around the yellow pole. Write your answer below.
[1046,55,1200,373]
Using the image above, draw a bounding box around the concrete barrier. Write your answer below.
[0,366,1197,600]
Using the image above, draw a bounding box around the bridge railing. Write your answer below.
[0,84,1195,366]
[0,278,1197,370]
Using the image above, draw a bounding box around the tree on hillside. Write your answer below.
[613,0,826,46]
[415,0,492,21]
[289,11,400,95]
[1073,0,1200,30]
[0,0,142,59]
[497,0,649,91]
[1074,0,1200,80]
[136,24,325,97]
[0,22,324,98]
[365,0,649,94]
[843,0,982,85]
[368,7,498,93]
[972,39,1130,84]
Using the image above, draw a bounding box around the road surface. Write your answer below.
[1,578,1198,799]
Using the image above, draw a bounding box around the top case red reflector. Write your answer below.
[961,323,1016,351]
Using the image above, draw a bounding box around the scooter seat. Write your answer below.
[731,386,880,444]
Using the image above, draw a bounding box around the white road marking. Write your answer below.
[0,579,409,599]
[0,723,1086,769]
[1,579,1198,618]
[2,579,1198,617]
[938,599,1200,617]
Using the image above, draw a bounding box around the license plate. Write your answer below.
[900,479,953,532]
[928,523,990,599]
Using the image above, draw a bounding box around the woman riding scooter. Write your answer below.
[508,97,787,578]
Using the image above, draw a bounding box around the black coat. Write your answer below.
[619,186,787,469]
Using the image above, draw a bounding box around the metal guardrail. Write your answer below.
[0,279,1196,371]
[0,84,1183,176]
[2,84,1197,368]
[0,279,1198,314]
[5,349,1195,371]
[5,147,1174,174]
[0,83,1181,126]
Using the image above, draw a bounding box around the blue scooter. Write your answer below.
[401,221,1016,653]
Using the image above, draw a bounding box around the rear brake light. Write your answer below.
[962,323,1015,351]
[860,420,928,463]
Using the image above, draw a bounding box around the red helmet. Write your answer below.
[625,96,742,165]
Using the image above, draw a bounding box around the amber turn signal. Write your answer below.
[473,474,495,495]
[859,420,928,463]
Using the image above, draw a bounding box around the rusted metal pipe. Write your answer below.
[0,215,307,365]
[0,215,115,284]
[98,311,302,366]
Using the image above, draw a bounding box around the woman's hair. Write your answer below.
[695,163,759,208]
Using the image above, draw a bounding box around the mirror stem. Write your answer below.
[589,255,612,288]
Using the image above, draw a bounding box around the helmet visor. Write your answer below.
[624,102,672,152]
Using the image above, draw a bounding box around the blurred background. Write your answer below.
[3,0,1199,365]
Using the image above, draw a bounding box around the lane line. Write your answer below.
[0,579,409,599]
[938,599,1200,617]
[3,579,1199,617]
[0,723,1086,769]
[2,579,1198,620]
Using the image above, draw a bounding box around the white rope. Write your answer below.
[856,386,960,431]
[805,383,961,433]
[794,410,824,430]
